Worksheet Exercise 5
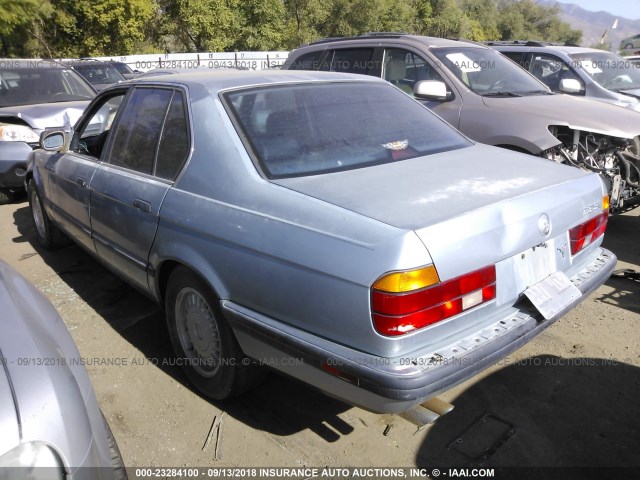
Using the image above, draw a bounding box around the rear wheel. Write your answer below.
[165,267,262,400]
[0,188,14,205]
[28,180,69,249]
[625,43,634,49]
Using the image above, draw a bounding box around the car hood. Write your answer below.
[275,143,591,230]
[0,101,89,131]
[481,93,639,139]
[617,88,640,100]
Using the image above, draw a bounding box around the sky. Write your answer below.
[554,0,640,20]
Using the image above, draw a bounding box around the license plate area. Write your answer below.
[513,242,557,291]
[524,271,582,320]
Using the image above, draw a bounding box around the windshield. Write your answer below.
[0,68,95,107]
[224,82,471,178]
[73,64,126,85]
[569,52,640,90]
[432,47,548,96]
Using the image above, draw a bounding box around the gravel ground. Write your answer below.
[1,196,638,477]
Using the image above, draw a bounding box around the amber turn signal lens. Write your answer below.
[372,265,440,293]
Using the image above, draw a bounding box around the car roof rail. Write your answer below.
[484,40,580,47]
[360,32,409,37]
[308,32,409,46]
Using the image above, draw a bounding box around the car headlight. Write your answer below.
[0,442,65,479]
[0,124,40,143]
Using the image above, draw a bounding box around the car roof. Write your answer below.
[487,43,609,55]
[298,34,487,50]
[63,60,122,67]
[123,69,387,92]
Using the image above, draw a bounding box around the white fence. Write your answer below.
[81,51,290,72]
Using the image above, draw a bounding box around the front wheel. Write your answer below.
[28,180,69,249]
[165,267,262,400]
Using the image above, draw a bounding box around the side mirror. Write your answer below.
[414,80,449,101]
[559,78,583,94]
[40,130,66,152]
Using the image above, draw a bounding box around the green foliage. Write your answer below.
[0,0,584,57]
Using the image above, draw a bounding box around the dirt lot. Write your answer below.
[1,195,639,476]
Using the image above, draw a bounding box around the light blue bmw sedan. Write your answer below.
[26,70,615,416]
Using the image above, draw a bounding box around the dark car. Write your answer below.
[64,61,127,91]
[0,59,95,204]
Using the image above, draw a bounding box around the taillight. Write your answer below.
[371,265,496,336]
[569,196,609,255]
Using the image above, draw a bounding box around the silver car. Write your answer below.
[283,35,640,212]
[0,59,95,204]
[0,260,126,479]
[487,42,640,112]
[26,70,615,416]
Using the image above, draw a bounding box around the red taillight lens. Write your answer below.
[569,211,608,255]
[372,265,496,337]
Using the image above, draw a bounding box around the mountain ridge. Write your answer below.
[539,1,640,52]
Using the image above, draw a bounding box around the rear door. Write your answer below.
[89,87,190,292]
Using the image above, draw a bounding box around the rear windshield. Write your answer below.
[0,68,95,107]
[223,82,471,178]
[73,64,126,85]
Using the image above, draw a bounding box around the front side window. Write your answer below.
[70,92,126,159]
[529,54,582,92]
[108,88,173,175]
[224,82,471,179]
[383,49,446,95]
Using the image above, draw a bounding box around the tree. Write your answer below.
[0,0,51,56]
[283,0,329,48]
[230,0,287,51]
[161,0,239,52]
[496,0,582,44]
[318,0,415,38]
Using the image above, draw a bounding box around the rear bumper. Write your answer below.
[0,142,31,189]
[222,248,616,413]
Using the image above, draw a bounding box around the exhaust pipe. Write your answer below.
[398,397,454,428]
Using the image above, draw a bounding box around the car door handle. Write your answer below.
[133,198,151,213]
[76,177,87,188]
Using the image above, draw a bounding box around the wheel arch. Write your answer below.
[154,256,227,309]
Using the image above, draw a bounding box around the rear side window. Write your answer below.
[108,88,173,174]
[224,82,470,179]
[155,91,190,180]
[288,52,325,71]
[328,49,375,75]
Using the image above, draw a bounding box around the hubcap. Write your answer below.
[174,287,221,377]
[31,190,46,240]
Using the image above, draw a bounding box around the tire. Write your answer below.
[165,267,262,400]
[27,180,69,249]
[101,411,128,480]
[0,188,15,205]
[625,43,633,50]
